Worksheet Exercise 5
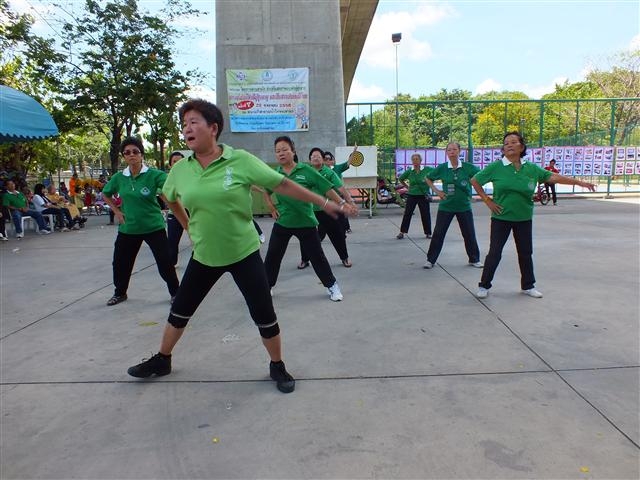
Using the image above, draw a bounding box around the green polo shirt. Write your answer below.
[2,191,28,210]
[333,161,350,179]
[163,144,284,267]
[103,166,167,235]
[272,162,333,228]
[311,165,342,211]
[399,167,433,195]
[473,158,552,222]
[428,161,479,212]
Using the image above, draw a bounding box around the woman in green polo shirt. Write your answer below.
[298,147,356,269]
[102,137,179,306]
[424,142,483,269]
[396,153,433,239]
[127,100,349,393]
[263,136,358,302]
[471,131,596,299]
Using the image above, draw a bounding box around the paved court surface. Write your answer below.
[1,195,638,479]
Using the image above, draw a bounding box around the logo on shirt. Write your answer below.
[528,181,535,190]
[460,180,468,186]
[140,186,151,196]
[223,167,233,190]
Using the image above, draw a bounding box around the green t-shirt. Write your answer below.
[311,165,342,211]
[102,166,167,235]
[428,161,479,212]
[473,158,552,221]
[2,191,28,210]
[163,144,284,267]
[333,161,350,179]
[273,162,333,228]
[399,167,433,195]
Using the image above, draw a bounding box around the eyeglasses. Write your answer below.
[123,149,141,156]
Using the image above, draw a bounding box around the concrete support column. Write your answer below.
[216,0,346,163]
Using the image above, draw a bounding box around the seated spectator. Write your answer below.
[2,180,51,237]
[46,184,83,229]
[32,183,76,231]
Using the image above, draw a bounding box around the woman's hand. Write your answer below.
[269,207,280,220]
[324,200,358,218]
[484,198,503,215]
[578,181,597,192]
[436,190,446,200]
[114,211,125,224]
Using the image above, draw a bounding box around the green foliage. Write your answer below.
[59,0,203,172]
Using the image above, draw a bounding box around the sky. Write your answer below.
[9,0,640,104]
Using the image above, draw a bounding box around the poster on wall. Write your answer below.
[593,160,602,175]
[544,147,554,162]
[562,161,573,176]
[532,148,543,166]
[615,160,625,175]
[625,161,635,175]
[226,68,309,132]
[584,147,594,162]
[603,161,612,176]
[616,147,625,160]
[472,149,482,167]
[626,147,637,160]
[636,161,640,175]
[574,147,584,161]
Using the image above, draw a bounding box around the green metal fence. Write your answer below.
[345,98,640,195]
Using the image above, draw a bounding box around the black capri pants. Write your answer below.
[168,250,280,338]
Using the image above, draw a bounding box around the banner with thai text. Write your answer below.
[226,68,309,132]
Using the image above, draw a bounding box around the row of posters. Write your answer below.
[395,146,640,176]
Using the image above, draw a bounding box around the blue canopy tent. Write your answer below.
[0,85,59,143]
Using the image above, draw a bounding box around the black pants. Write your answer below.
[264,223,336,288]
[544,183,557,204]
[0,206,9,236]
[169,251,278,336]
[400,194,431,235]
[167,214,184,267]
[300,211,349,262]
[41,207,73,229]
[479,218,535,290]
[112,229,179,297]
[427,209,480,264]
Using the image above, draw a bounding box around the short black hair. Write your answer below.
[179,99,224,140]
[120,137,144,155]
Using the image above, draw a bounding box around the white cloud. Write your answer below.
[474,79,502,95]
[360,2,456,69]
[186,84,216,103]
[629,33,640,50]
[516,76,568,99]
[347,79,388,103]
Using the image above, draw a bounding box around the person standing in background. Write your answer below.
[424,142,483,269]
[544,159,559,205]
[396,153,433,239]
[102,137,179,306]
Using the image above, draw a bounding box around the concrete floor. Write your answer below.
[1,196,638,479]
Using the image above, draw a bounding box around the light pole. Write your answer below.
[392,32,401,149]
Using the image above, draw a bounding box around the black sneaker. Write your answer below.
[106,294,127,306]
[127,353,171,378]
[269,361,295,393]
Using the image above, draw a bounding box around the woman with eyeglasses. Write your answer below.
[102,137,179,306]
[471,131,596,299]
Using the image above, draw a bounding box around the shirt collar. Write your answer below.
[123,164,149,177]
[501,156,528,166]
[447,159,462,170]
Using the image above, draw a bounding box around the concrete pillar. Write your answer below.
[215,0,346,163]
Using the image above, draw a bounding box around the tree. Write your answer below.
[58,0,203,173]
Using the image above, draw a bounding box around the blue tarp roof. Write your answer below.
[0,85,59,143]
